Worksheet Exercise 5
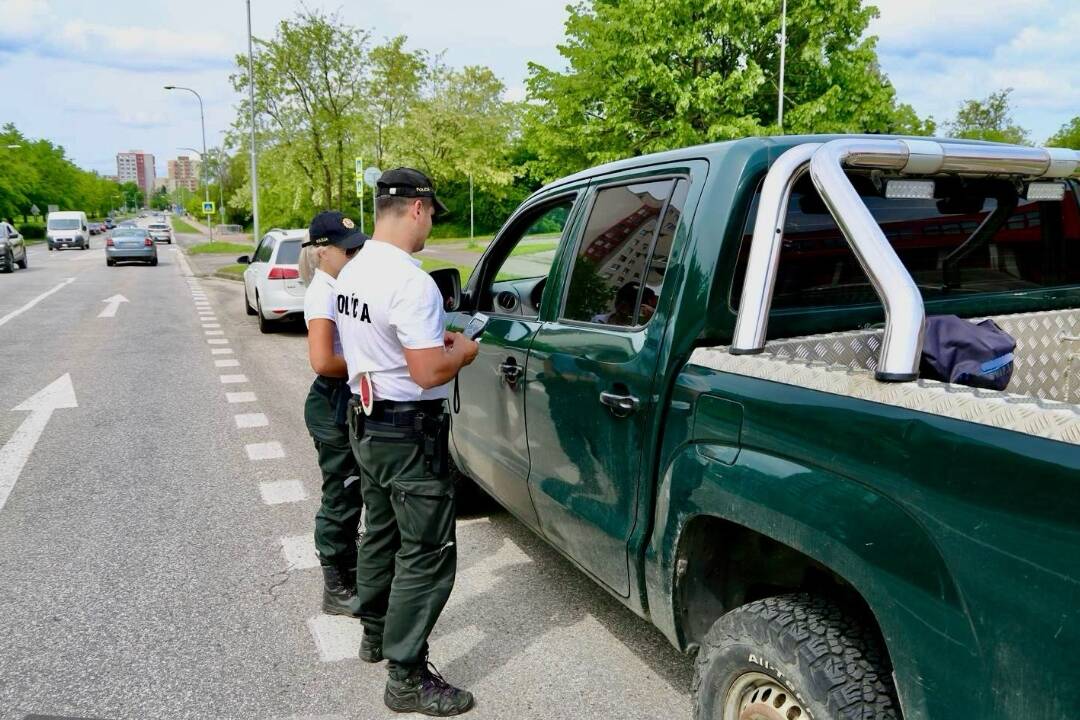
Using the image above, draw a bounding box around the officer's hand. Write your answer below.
[446,332,479,366]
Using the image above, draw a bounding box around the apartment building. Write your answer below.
[116,150,156,199]
[167,156,200,193]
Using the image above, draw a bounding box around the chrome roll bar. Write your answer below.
[730,139,1080,381]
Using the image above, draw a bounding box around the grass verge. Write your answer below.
[509,241,559,257]
[188,242,254,255]
[214,263,246,281]
[420,259,475,283]
[171,217,202,235]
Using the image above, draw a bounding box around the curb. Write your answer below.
[213,270,244,283]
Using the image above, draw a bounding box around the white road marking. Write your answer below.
[219,374,248,384]
[0,375,78,513]
[205,330,224,336]
[202,323,221,329]
[215,358,240,368]
[174,247,194,277]
[246,441,285,460]
[98,294,129,318]
[306,615,364,662]
[207,338,229,345]
[211,348,233,355]
[234,412,268,428]
[0,277,76,329]
[226,391,257,403]
[259,479,307,505]
[281,535,319,569]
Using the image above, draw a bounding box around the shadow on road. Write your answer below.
[437,507,693,697]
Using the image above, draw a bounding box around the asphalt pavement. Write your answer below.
[0,223,692,720]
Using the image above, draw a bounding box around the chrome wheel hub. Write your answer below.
[724,672,805,720]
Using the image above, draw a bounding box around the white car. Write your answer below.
[147,222,172,243]
[240,228,306,333]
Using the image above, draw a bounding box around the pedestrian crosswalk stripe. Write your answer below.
[280,534,318,568]
[246,441,285,460]
[234,412,268,428]
[259,480,307,505]
[306,615,364,662]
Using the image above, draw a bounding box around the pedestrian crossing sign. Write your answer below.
[202,201,215,214]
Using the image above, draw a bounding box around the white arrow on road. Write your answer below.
[99,294,129,318]
[0,374,78,513]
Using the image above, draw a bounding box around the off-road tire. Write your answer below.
[692,594,898,720]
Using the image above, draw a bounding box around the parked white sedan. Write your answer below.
[239,228,306,333]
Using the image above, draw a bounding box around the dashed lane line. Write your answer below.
[211,348,234,355]
[220,374,249,384]
[280,534,319,569]
[226,391,257,403]
[205,330,224,336]
[259,480,307,505]
[234,412,268,428]
[207,339,229,345]
[246,441,285,460]
[215,358,240,368]
[306,615,365,662]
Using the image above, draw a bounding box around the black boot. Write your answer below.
[384,661,474,716]
[321,565,362,617]
[358,631,383,663]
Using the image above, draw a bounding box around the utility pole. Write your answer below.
[246,0,261,241]
[164,85,213,241]
[469,172,474,241]
[778,0,787,131]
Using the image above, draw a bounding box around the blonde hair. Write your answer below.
[299,244,321,285]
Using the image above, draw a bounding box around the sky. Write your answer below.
[0,0,1076,177]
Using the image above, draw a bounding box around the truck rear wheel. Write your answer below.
[692,594,898,720]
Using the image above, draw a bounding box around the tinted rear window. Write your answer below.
[732,176,1080,310]
[275,240,301,264]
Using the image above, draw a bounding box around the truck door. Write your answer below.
[451,193,585,531]
[525,176,691,596]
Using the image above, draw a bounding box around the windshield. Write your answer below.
[733,176,1080,310]
[112,228,145,237]
[149,224,167,230]
[48,218,80,230]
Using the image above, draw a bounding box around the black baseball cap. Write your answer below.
[375,167,449,218]
[305,210,367,249]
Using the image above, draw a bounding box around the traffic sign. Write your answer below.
[364,167,381,188]
[202,201,215,214]
[355,157,364,175]
[356,179,364,197]
[30,204,39,216]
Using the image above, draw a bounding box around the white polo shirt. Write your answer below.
[303,268,342,356]
[334,239,449,401]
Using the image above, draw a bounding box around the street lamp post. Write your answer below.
[246,0,260,241]
[164,85,213,241]
[778,0,787,131]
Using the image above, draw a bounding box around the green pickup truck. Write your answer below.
[437,135,1080,719]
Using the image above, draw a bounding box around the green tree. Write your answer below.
[524,0,930,179]
[946,88,1030,145]
[151,186,171,210]
[1047,116,1080,149]
[231,9,369,213]
[119,181,143,210]
[366,36,428,169]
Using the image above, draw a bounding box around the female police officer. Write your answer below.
[299,210,367,616]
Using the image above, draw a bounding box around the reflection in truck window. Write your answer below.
[731,175,1080,310]
[564,179,685,327]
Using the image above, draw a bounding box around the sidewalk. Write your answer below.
[177,215,254,244]
[172,215,253,278]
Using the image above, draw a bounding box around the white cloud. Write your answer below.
[0,0,234,71]
[871,0,1079,142]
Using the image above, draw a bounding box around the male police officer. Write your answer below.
[334,168,479,716]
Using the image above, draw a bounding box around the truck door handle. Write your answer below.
[498,359,523,384]
[599,390,639,417]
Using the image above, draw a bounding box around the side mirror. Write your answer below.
[237,255,251,264]
[428,267,462,312]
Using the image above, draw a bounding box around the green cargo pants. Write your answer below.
[349,415,457,672]
[305,378,363,569]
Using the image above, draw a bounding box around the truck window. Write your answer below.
[731,176,1080,310]
[563,179,683,327]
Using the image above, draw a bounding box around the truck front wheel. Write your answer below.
[692,594,898,720]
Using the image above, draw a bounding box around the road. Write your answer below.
[0,223,692,719]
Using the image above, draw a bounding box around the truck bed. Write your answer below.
[692,307,1080,445]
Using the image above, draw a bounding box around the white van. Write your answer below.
[46,211,90,250]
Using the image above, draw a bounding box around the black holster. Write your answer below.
[413,411,451,478]
[347,396,366,441]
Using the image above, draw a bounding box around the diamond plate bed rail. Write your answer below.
[692,308,1080,445]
